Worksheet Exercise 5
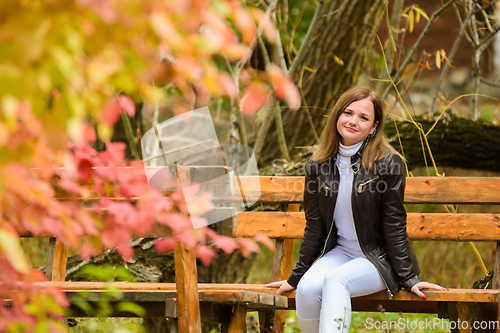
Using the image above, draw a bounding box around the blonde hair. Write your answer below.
[313,86,398,170]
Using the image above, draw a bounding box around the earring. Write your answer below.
[371,128,377,136]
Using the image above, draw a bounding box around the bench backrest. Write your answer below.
[232,176,500,242]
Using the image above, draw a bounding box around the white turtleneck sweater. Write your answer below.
[334,141,363,254]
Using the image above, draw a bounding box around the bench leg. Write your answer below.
[258,309,273,333]
[446,302,473,333]
[221,305,246,333]
[46,238,68,281]
[272,309,286,333]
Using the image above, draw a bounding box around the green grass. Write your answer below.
[69,318,145,333]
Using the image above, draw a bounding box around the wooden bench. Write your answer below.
[40,174,500,333]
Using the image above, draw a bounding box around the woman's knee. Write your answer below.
[296,281,321,299]
[323,269,350,290]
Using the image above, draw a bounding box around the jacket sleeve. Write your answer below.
[380,154,421,291]
[287,158,327,288]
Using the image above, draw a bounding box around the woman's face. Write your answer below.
[336,98,378,146]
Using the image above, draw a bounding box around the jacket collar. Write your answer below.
[333,137,370,174]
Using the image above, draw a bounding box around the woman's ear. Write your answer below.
[371,121,379,135]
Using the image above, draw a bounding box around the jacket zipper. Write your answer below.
[311,205,336,266]
[357,176,379,193]
[351,180,393,298]
[311,172,336,265]
[317,177,330,196]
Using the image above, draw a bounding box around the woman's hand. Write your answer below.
[264,280,294,295]
[411,281,448,299]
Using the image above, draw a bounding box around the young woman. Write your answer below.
[265,86,446,332]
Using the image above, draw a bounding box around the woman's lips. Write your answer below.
[346,127,357,132]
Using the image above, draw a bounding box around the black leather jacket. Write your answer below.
[287,142,421,297]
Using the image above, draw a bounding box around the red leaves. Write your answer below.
[213,235,239,254]
[101,95,135,125]
[81,123,97,145]
[240,82,271,115]
[118,95,136,117]
[101,98,122,125]
[155,237,177,253]
[196,245,216,266]
[100,141,126,165]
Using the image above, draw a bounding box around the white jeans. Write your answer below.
[295,245,386,320]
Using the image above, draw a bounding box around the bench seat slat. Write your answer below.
[42,282,500,304]
[234,212,500,241]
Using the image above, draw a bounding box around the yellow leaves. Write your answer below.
[37,71,52,93]
[97,123,113,141]
[150,12,182,48]
[409,10,414,33]
[1,95,18,120]
[435,51,441,69]
[402,5,429,33]
[420,49,452,70]
[0,227,29,273]
[86,48,124,85]
[332,54,344,65]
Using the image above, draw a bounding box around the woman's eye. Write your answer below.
[362,117,368,121]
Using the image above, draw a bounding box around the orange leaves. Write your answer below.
[248,7,279,44]
[234,7,257,45]
[268,64,301,111]
[150,12,181,45]
[239,65,302,115]
[240,82,271,115]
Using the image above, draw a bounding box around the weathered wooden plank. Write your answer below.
[48,282,500,304]
[271,239,284,282]
[199,291,258,304]
[53,174,500,204]
[45,238,68,282]
[174,242,201,333]
[234,212,500,241]
[238,177,500,204]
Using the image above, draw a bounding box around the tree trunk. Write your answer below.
[385,111,500,171]
[259,0,388,164]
